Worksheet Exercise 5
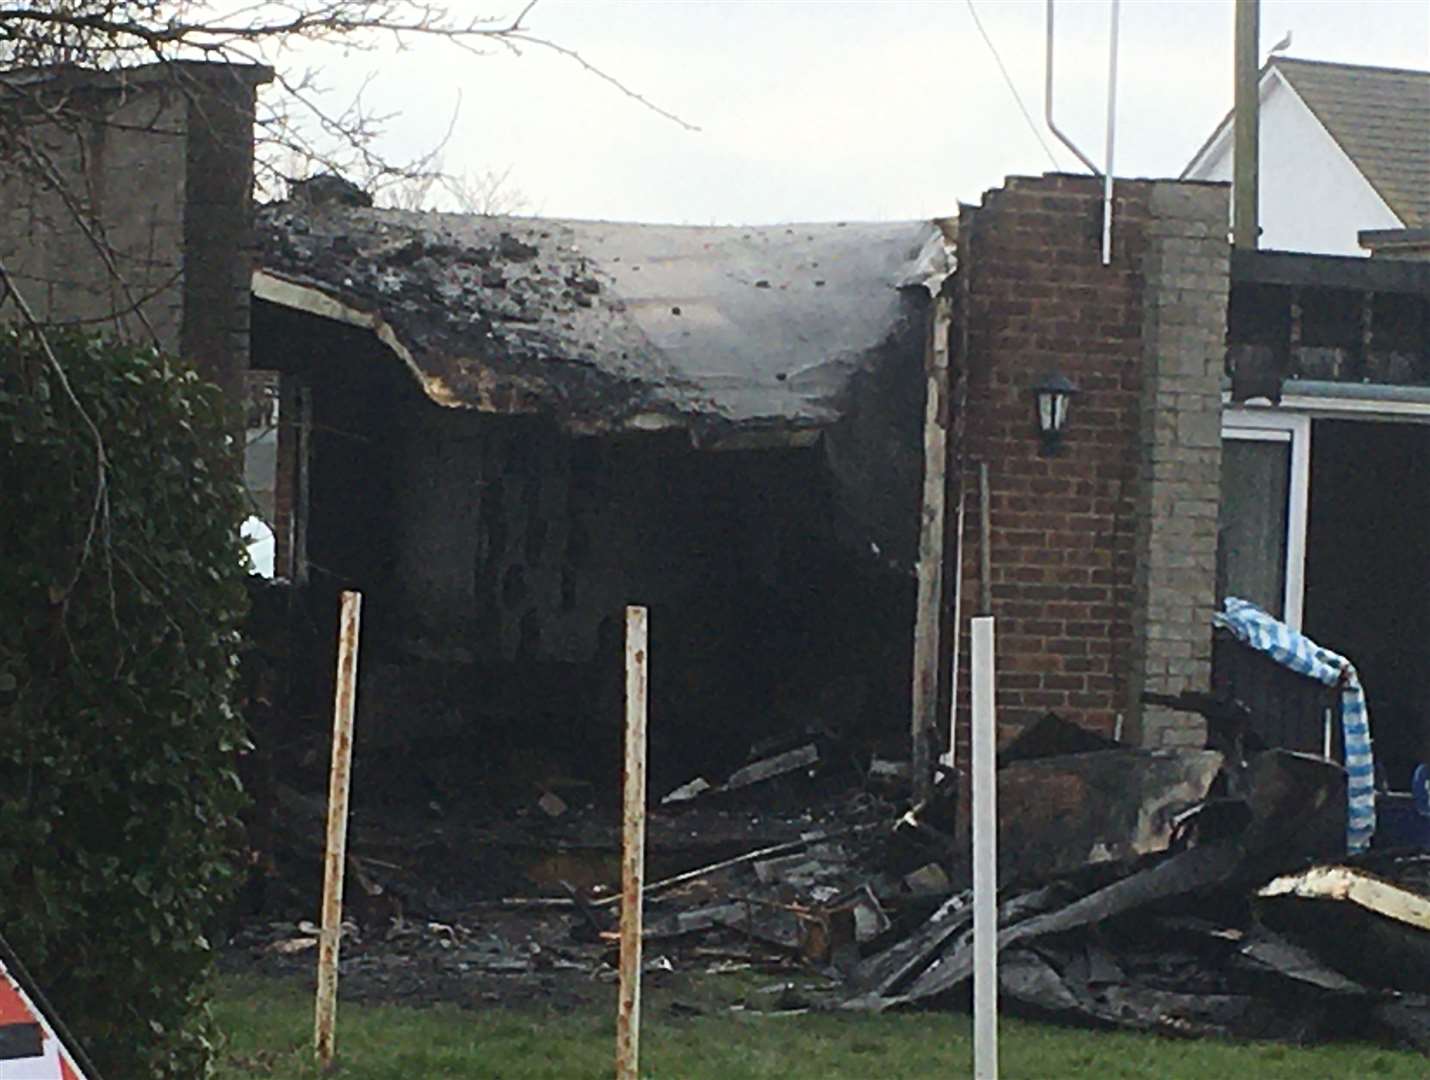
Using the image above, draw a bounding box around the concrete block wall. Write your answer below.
[953,174,1229,751]
[0,83,189,350]
[1127,183,1231,748]
[0,63,268,409]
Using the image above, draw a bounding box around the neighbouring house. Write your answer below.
[1216,251,1430,789]
[1183,56,1430,257]
[0,60,280,555]
[1181,56,1430,788]
[0,61,272,406]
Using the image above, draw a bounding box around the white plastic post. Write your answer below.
[972,615,999,1080]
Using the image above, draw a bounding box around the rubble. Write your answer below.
[658,744,824,808]
[1257,863,1430,930]
[227,705,1430,1054]
[998,711,1120,765]
[661,778,712,805]
[866,758,909,792]
[723,744,821,793]
[902,863,951,895]
[1256,860,1430,996]
[992,747,1223,882]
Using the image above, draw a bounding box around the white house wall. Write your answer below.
[1187,76,1403,257]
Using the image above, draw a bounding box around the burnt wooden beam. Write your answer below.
[1232,250,1430,297]
[910,293,954,804]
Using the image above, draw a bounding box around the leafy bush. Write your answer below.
[0,326,250,1077]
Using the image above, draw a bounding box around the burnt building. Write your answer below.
[251,205,951,796]
[251,175,1237,796]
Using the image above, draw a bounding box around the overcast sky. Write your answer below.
[276,0,1429,224]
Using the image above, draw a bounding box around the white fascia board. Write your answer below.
[1183,115,1233,180]
[1182,68,1279,179]
[251,268,463,408]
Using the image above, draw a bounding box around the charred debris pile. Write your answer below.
[236,691,1430,1051]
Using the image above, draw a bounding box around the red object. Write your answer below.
[0,957,90,1078]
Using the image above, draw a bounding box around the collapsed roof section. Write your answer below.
[254,202,954,442]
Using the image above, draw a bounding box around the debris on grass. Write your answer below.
[227,710,1430,1054]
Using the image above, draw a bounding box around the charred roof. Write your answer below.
[254,202,953,439]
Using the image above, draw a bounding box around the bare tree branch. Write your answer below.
[2,1,699,204]
[377,157,530,215]
[0,2,528,54]
[0,1,695,612]
[503,30,701,133]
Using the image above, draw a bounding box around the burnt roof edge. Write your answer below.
[1231,248,1430,294]
[252,268,463,407]
[252,268,835,448]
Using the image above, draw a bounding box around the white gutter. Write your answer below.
[1046,0,1120,265]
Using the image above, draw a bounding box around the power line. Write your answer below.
[964,0,1062,171]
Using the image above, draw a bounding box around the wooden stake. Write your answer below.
[911,294,953,805]
[315,590,361,1071]
[616,605,649,1080]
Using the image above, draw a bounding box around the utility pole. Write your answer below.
[1233,0,1260,249]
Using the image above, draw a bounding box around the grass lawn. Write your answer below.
[213,974,1429,1079]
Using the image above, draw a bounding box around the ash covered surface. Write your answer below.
[224,719,1430,1052]
[255,203,946,436]
[223,780,893,1011]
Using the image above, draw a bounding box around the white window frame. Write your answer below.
[1223,389,1430,634]
[1222,408,1311,631]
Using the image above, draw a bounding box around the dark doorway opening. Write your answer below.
[249,300,924,815]
[1303,419,1430,788]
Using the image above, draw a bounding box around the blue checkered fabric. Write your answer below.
[1212,597,1376,853]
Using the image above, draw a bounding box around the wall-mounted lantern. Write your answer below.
[1034,372,1079,455]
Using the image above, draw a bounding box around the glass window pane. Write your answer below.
[1218,438,1291,618]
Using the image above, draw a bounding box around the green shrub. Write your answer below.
[0,326,250,1077]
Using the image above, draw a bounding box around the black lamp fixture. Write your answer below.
[1033,372,1079,455]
